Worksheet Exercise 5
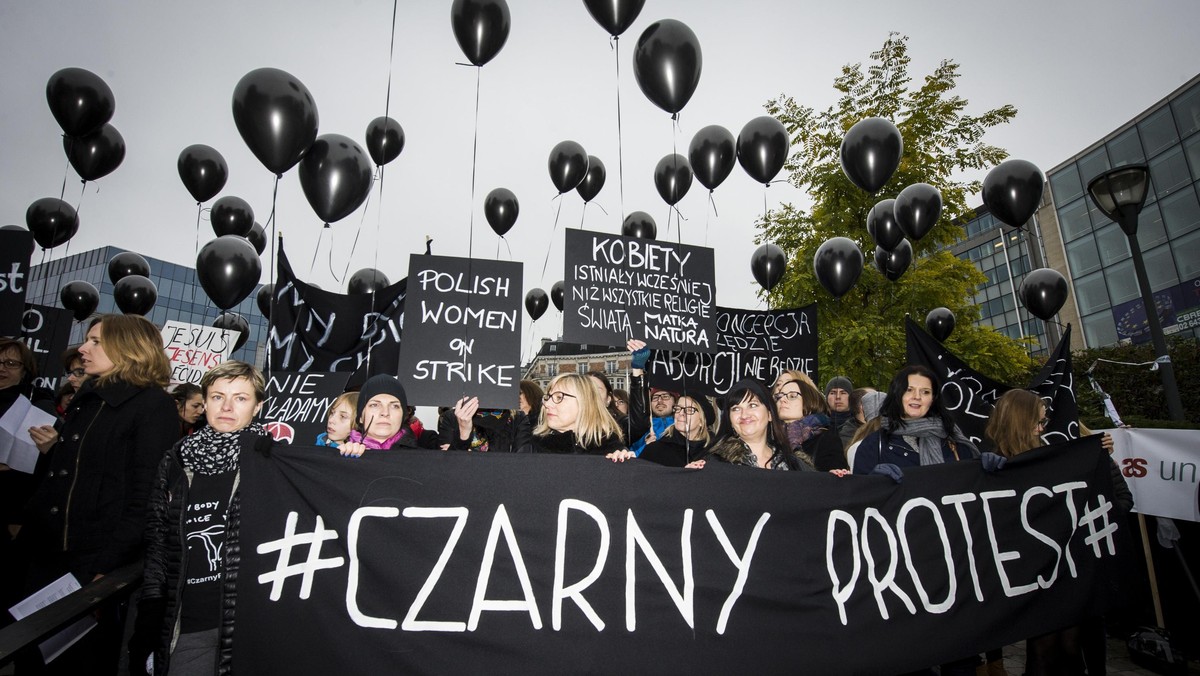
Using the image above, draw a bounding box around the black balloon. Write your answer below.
[211,196,254,237]
[895,183,943,242]
[245,222,267,255]
[64,123,125,181]
[348,268,390,294]
[867,199,904,251]
[1019,268,1069,321]
[196,236,262,310]
[232,68,319,175]
[59,281,99,321]
[548,141,589,194]
[107,252,150,284]
[582,0,645,36]
[484,188,519,236]
[840,117,903,193]
[737,116,789,185]
[25,198,79,249]
[925,307,956,342]
[813,237,864,299]
[299,134,374,224]
[654,154,692,206]
[873,239,912,281]
[177,144,229,203]
[365,116,405,166]
[114,275,158,316]
[576,156,606,202]
[213,312,250,352]
[983,159,1045,228]
[632,19,702,115]
[550,280,564,312]
[750,243,786,291]
[525,288,548,321]
[451,0,511,66]
[0,225,26,231]
[46,67,115,138]
[688,125,736,191]
[621,212,656,240]
[256,283,274,319]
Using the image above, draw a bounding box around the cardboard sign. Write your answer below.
[563,229,717,352]
[646,304,818,396]
[262,371,353,446]
[0,230,35,337]
[161,320,238,385]
[20,304,74,390]
[398,255,523,409]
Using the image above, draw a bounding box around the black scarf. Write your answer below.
[180,422,268,475]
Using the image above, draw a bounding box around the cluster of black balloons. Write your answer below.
[58,252,158,321]
[524,280,566,321]
[867,183,942,282]
[48,68,126,183]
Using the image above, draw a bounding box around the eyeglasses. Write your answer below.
[543,391,577,404]
[65,368,86,378]
[650,392,674,401]
[0,359,24,370]
[773,391,802,402]
[672,405,698,415]
[1037,417,1049,428]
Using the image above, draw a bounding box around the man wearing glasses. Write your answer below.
[626,340,678,456]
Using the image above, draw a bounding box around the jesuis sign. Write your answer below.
[563,229,717,352]
[398,255,523,409]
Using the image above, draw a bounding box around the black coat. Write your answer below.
[517,429,625,455]
[21,377,178,580]
[639,432,713,467]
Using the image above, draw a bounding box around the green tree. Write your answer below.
[759,33,1036,389]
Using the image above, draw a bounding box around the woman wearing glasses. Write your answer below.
[634,393,717,467]
[517,373,626,455]
[771,372,848,471]
[688,378,816,471]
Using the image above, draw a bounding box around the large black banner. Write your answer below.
[236,437,1121,675]
[906,318,1078,445]
[563,229,717,352]
[1,230,35,337]
[262,371,353,445]
[269,241,407,375]
[645,304,818,396]
[398,255,522,409]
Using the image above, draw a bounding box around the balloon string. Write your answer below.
[613,36,626,223]
[382,0,398,125]
[75,181,87,217]
[59,136,73,202]
[341,169,378,284]
[191,204,203,306]
[310,224,328,276]
[458,65,486,400]
[579,202,588,229]
[539,196,564,283]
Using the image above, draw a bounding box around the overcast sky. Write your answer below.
[3,1,1200,356]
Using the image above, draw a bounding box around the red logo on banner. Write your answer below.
[265,421,295,444]
[1121,457,1147,478]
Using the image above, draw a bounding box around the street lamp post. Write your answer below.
[1086,164,1186,422]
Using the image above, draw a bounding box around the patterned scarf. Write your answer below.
[179,421,268,475]
[783,414,830,450]
[880,415,977,466]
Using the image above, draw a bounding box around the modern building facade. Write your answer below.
[25,246,267,365]
[956,73,1200,352]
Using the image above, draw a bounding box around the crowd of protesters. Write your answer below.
[0,316,1139,676]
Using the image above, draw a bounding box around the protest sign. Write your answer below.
[646,304,817,396]
[1108,427,1200,523]
[262,371,353,446]
[270,241,406,376]
[236,436,1121,675]
[19,304,73,390]
[397,255,522,409]
[563,229,717,352]
[1,230,35,337]
[161,320,237,384]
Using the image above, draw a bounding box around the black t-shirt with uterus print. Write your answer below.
[178,470,236,633]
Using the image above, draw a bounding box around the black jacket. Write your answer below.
[21,378,178,579]
[639,432,713,467]
[440,408,527,453]
[517,429,625,455]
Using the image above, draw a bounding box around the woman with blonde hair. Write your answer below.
[633,392,717,467]
[518,372,625,455]
[21,314,178,674]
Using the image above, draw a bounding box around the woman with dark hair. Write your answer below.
[61,344,86,392]
[131,360,269,676]
[852,364,978,476]
[172,383,205,438]
[339,374,423,456]
[518,379,543,421]
[518,373,625,455]
[20,315,178,675]
[771,372,847,471]
[694,378,814,471]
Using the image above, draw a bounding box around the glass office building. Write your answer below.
[1045,75,1200,349]
[24,246,267,365]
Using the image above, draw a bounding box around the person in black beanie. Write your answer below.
[824,375,854,432]
[339,374,422,456]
